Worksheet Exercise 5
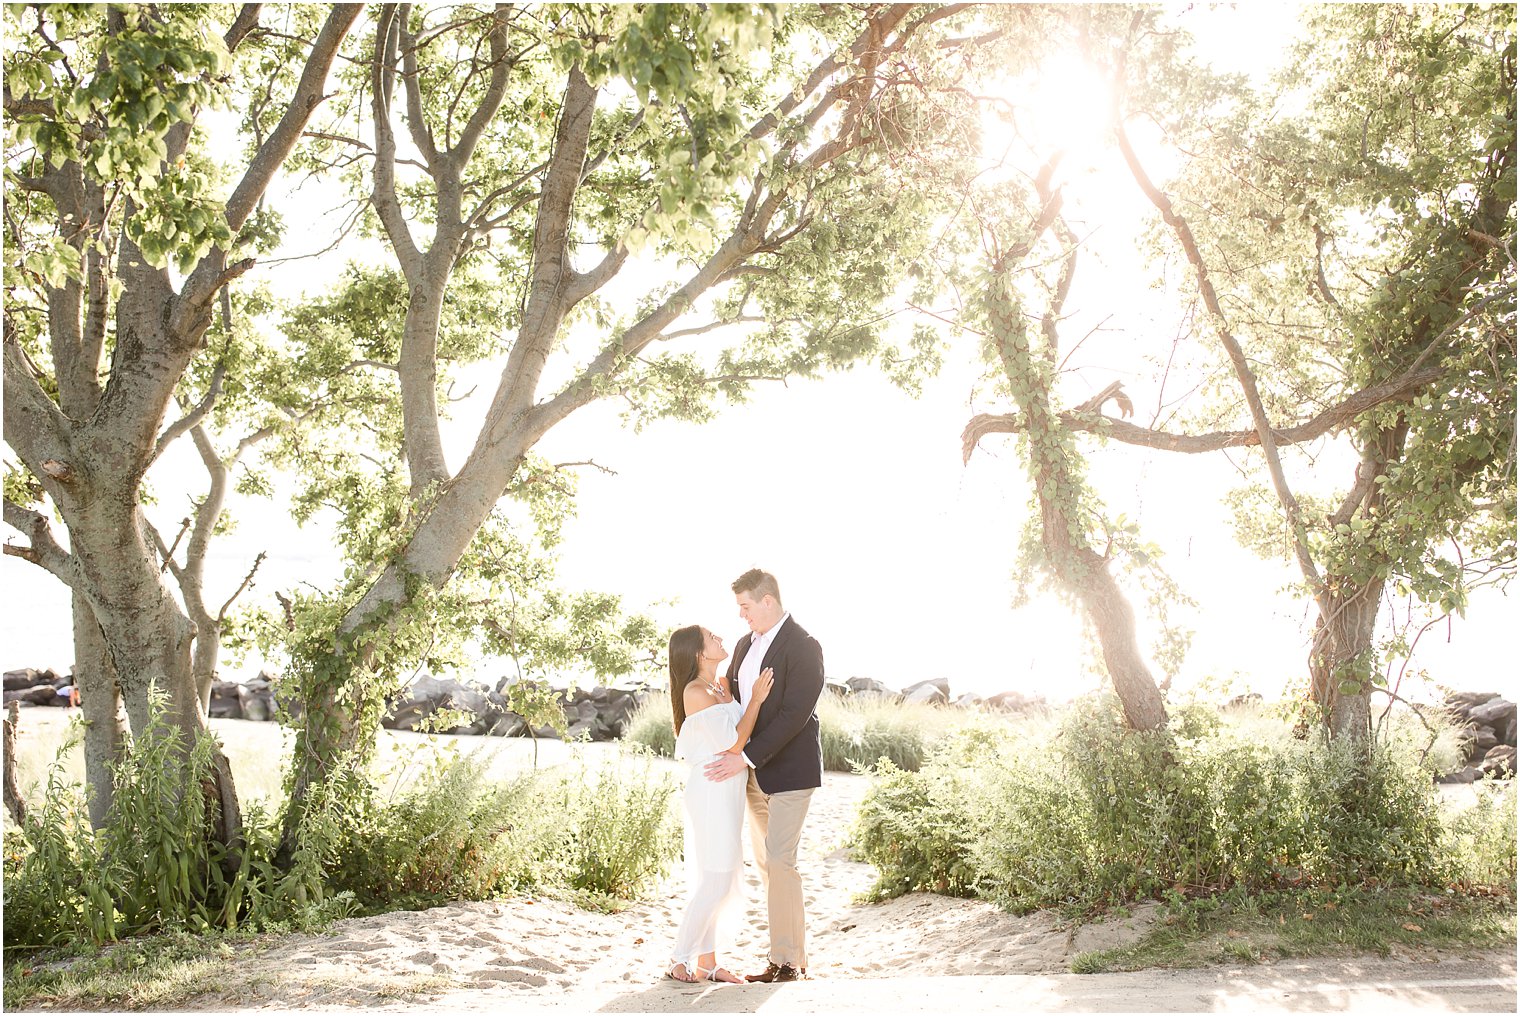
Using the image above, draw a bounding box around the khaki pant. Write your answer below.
[745,772,814,968]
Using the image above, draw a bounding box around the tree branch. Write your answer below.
[218,550,266,622]
[3,497,74,586]
[222,5,361,234]
[371,3,423,273]
[963,363,1446,461]
[1116,114,1324,596]
[152,361,225,464]
[448,4,512,168]
[223,4,263,54]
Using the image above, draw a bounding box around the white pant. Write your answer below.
[669,865,741,969]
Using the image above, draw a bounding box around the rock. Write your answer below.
[1469,698,1516,742]
[1436,766,1479,784]
[3,685,61,707]
[1224,693,1264,709]
[240,688,274,723]
[845,676,894,696]
[902,678,951,698]
[2,670,41,691]
[904,683,949,706]
[1465,724,1499,758]
[381,698,433,731]
[489,715,526,738]
[208,680,243,720]
[1468,696,1513,720]
[951,692,984,709]
[1480,744,1516,778]
[823,680,850,698]
[984,690,1045,713]
[1447,690,1501,709]
[565,718,599,741]
[383,674,495,732]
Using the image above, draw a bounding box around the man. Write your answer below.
[704,568,825,983]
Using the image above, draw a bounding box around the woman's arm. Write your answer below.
[723,668,773,753]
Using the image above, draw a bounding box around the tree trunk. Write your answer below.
[71,497,242,849]
[1307,580,1381,744]
[3,703,24,827]
[1072,549,1171,732]
[71,587,128,828]
[983,272,1168,732]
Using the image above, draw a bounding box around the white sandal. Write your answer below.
[666,961,699,983]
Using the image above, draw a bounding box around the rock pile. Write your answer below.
[380,675,650,742]
[207,673,279,722]
[2,668,73,707]
[828,676,1048,714]
[1440,691,1517,783]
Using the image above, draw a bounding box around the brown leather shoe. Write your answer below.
[746,962,804,983]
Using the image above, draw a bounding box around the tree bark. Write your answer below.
[72,587,128,829]
[3,703,24,827]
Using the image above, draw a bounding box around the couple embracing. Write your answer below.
[665,568,822,985]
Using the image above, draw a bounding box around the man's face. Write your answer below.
[736,590,781,636]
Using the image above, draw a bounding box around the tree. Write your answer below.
[270,3,976,845]
[965,6,1515,743]
[3,4,361,836]
[1109,6,1515,743]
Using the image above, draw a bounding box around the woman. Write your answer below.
[665,624,773,984]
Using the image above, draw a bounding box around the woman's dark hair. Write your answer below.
[668,625,704,734]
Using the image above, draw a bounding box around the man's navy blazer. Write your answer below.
[728,615,825,794]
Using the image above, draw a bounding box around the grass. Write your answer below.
[1066,888,1517,973]
[2,931,248,1010]
[623,690,1021,772]
[1,929,460,1010]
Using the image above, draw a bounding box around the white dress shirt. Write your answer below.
[736,612,789,770]
[738,612,789,704]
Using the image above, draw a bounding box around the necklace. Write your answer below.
[700,677,730,701]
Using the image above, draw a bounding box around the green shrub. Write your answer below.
[539,749,681,902]
[1442,781,1518,890]
[2,701,309,955]
[851,693,1514,916]
[5,704,685,959]
[328,747,564,907]
[323,741,680,909]
[624,696,675,758]
[851,739,990,900]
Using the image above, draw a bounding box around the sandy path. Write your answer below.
[172,763,1116,1011]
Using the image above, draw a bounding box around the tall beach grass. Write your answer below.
[624,690,1017,772]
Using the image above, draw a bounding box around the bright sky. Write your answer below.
[2,5,1511,706]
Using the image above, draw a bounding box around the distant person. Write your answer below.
[665,624,773,983]
[704,568,825,983]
